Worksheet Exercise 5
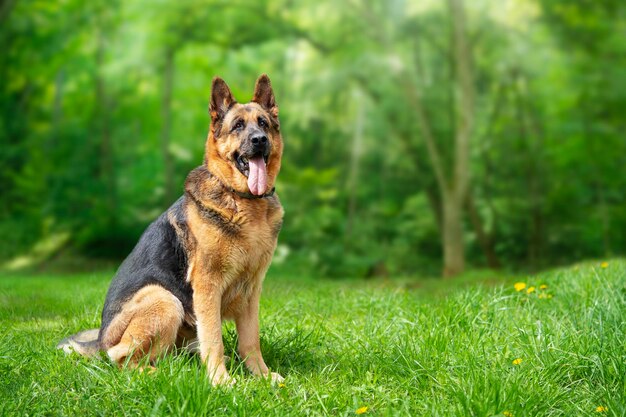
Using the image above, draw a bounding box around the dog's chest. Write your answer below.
[187,199,281,274]
[231,213,276,267]
[209,206,279,316]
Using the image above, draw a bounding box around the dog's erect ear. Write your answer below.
[252,74,278,117]
[209,77,236,122]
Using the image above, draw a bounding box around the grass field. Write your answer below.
[1,260,624,416]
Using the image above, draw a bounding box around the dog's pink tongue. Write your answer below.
[247,156,267,195]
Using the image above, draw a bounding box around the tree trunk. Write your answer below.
[161,47,176,206]
[442,191,464,277]
[345,89,364,241]
[512,71,544,269]
[443,0,474,277]
[467,192,500,268]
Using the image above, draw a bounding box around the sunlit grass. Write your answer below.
[1,260,624,416]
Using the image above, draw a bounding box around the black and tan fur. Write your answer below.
[57,74,284,385]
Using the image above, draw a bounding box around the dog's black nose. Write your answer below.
[251,135,268,146]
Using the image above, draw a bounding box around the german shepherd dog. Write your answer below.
[57,75,284,386]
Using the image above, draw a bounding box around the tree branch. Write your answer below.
[401,77,449,193]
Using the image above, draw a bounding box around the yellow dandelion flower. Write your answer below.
[512,358,522,365]
[539,284,548,290]
[596,405,608,412]
[600,262,609,268]
[356,406,368,414]
[514,282,526,292]
[278,383,286,388]
[527,286,536,294]
[503,411,513,417]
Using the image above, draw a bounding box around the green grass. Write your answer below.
[1,260,625,416]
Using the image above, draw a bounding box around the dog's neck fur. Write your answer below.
[184,166,279,220]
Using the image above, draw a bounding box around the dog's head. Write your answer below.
[205,74,283,196]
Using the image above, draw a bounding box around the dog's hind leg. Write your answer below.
[100,285,184,367]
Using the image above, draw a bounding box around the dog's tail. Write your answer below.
[56,328,101,357]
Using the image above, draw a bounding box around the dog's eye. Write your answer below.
[258,117,268,129]
[232,120,244,131]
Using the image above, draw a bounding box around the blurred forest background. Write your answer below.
[1,0,624,278]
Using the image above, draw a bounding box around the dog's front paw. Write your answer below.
[211,374,236,387]
[269,372,284,384]
[209,367,236,387]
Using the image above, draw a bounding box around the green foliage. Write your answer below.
[1,261,625,415]
[1,0,625,274]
